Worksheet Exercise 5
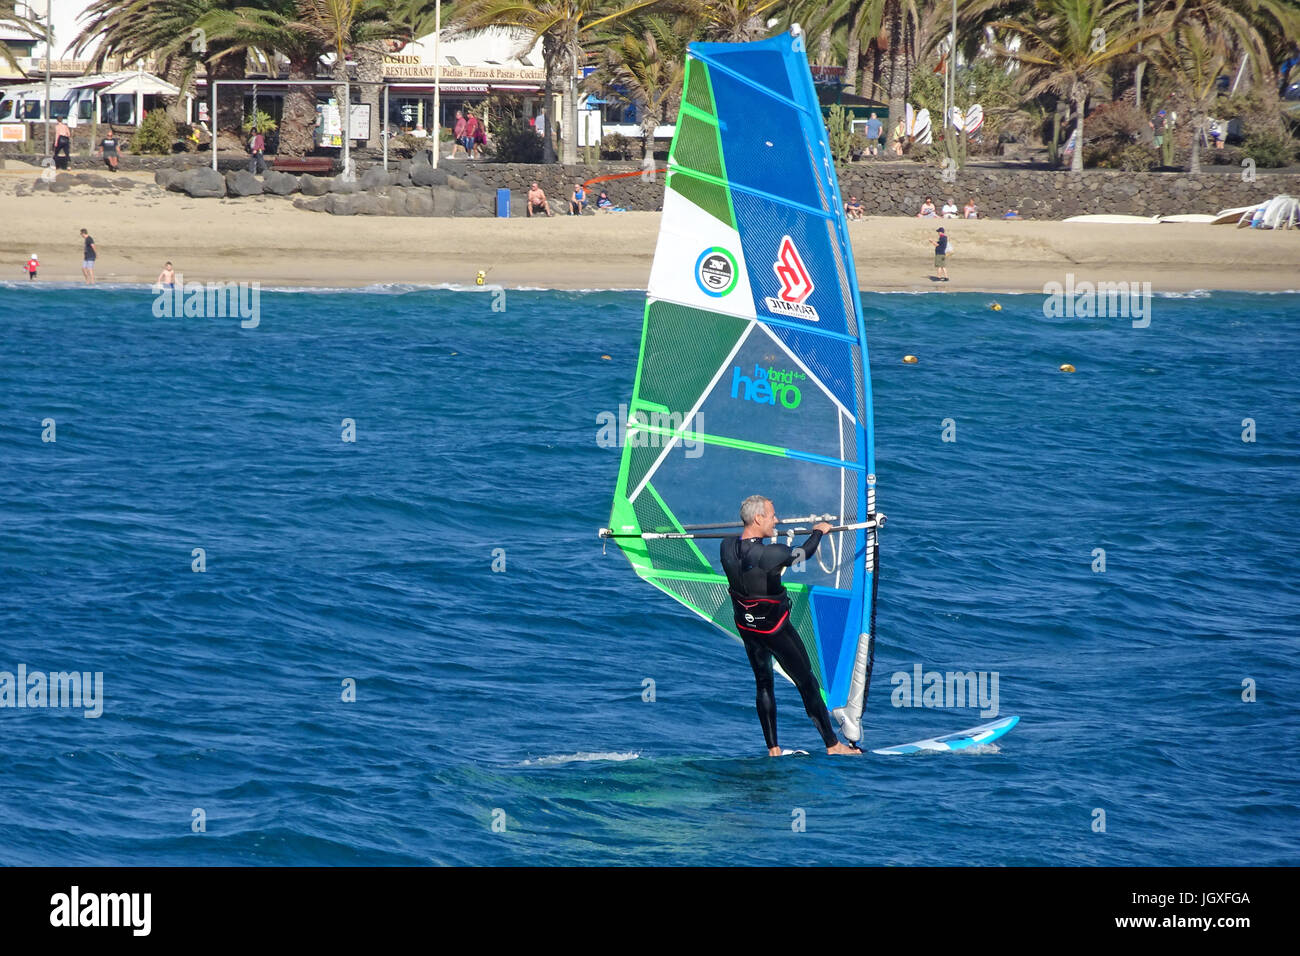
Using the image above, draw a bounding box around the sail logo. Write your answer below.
[765,236,819,321]
[695,247,738,297]
[731,364,804,409]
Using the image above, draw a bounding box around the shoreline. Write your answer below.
[2,170,1297,294]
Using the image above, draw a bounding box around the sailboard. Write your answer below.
[599,26,1018,753]
[871,715,1019,755]
[599,27,880,744]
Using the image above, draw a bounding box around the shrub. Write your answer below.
[1241,129,1297,168]
[600,132,632,160]
[130,110,177,154]
[487,117,543,163]
[1083,101,1150,169]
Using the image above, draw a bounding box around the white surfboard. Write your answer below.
[872,715,1020,755]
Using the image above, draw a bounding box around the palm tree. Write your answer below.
[1149,15,1227,172]
[193,2,329,155]
[457,0,660,164]
[689,0,786,42]
[0,0,40,75]
[990,0,1164,170]
[588,9,691,157]
[293,1,399,172]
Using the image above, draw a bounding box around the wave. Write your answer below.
[518,751,640,767]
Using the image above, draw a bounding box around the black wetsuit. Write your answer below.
[721,531,840,750]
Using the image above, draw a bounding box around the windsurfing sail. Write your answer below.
[601,27,879,744]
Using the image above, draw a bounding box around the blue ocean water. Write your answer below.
[1,283,1297,866]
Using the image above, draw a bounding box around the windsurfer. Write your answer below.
[721,495,862,756]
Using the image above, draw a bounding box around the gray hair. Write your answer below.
[740,495,771,526]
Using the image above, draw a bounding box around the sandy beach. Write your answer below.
[2,167,1297,292]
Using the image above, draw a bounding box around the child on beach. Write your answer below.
[157,262,176,288]
[24,254,38,280]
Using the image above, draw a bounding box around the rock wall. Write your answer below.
[9,147,1299,218]
[472,161,1300,219]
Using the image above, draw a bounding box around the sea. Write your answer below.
[1,282,1297,866]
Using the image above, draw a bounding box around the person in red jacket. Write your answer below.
[24,254,38,280]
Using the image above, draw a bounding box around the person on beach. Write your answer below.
[942,198,958,219]
[892,119,906,155]
[53,119,71,170]
[865,112,882,156]
[157,261,176,288]
[247,128,266,174]
[595,190,614,211]
[451,110,467,158]
[569,183,586,216]
[462,112,481,159]
[918,196,937,218]
[473,118,487,159]
[844,195,864,220]
[95,129,120,171]
[1002,208,1022,220]
[721,495,861,756]
[24,253,38,280]
[963,199,978,219]
[931,227,949,281]
[80,229,96,284]
[526,181,553,217]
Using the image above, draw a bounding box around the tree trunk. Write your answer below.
[163,59,190,124]
[561,34,578,166]
[279,55,319,158]
[210,50,245,145]
[886,4,905,129]
[1188,114,1203,174]
[1072,91,1085,172]
[844,7,864,95]
[542,39,557,164]
[354,43,384,148]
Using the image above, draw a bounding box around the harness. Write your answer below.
[728,538,790,635]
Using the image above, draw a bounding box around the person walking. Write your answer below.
[80,229,97,284]
[247,127,266,174]
[931,227,950,282]
[53,119,72,170]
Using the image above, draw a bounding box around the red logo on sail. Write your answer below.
[773,236,814,303]
[765,236,819,321]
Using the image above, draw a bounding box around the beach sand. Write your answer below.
[3,168,1297,292]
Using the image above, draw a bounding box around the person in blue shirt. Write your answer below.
[865,112,882,156]
[569,183,586,216]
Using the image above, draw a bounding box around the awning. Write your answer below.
[73,71,180,97]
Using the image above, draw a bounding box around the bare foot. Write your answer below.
[768,746,782,757]
[826,742,863,755]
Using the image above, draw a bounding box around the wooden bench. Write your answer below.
[270,157,335,175]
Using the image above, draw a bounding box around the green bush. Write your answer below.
[1241,129,1297,168]
[487,117,543,163]
[130,110,177,154]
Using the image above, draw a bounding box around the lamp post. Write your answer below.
[432,0,440,169]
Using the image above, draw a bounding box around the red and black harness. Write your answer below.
[728,538,791,635]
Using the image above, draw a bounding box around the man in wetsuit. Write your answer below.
[721,495,861,756]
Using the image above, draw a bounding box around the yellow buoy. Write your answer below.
[990,303,1002,311]
[475,270,486,286]
[903,355,918,364]
[1059,363,1076,373]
